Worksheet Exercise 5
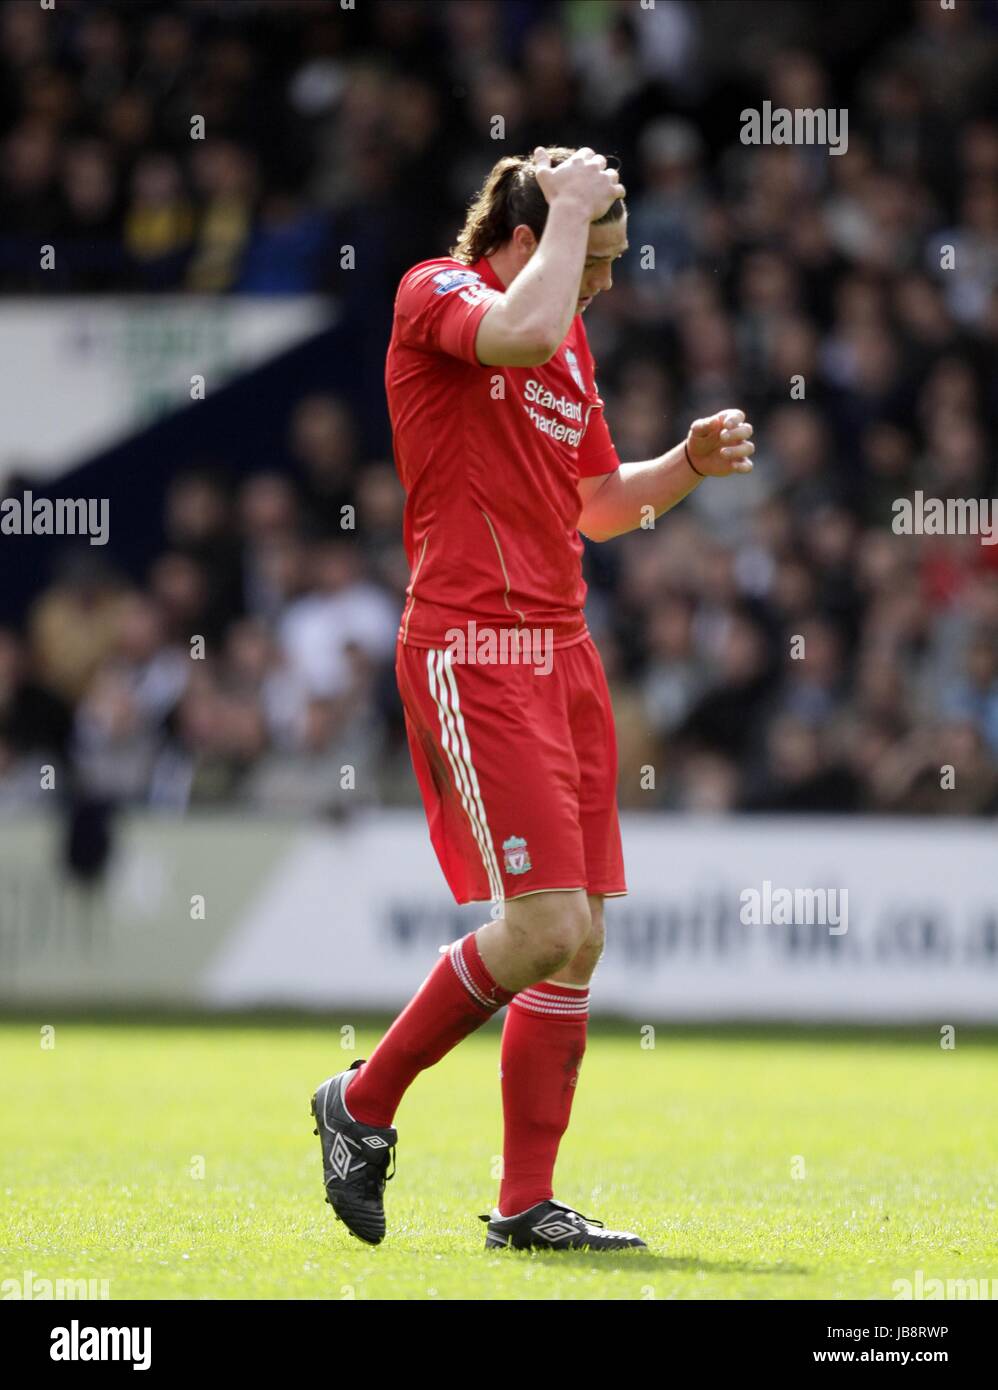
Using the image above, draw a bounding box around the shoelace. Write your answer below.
[564,1206,605,1230]
[363,1145,396,1195]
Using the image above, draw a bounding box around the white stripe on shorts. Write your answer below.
[426,647,504,907]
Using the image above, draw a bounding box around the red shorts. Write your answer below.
[396,633,627,905]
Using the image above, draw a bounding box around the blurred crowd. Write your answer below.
[1,0,997,817]
[0,394,410,816]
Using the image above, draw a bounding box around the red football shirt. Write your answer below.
[385,255,620,649]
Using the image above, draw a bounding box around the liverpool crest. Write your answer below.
[502,835,532,875]
[564,347,585,392]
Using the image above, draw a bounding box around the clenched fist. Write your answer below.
[686,410,755,477]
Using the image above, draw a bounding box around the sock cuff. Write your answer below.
[449,932,517,1011]
[511,980,590,1020]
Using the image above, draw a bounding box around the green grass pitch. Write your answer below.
[2,1020,995,1300]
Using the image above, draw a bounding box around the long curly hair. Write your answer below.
[450,146,625,265]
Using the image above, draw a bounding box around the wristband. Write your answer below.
[685,437,706,478]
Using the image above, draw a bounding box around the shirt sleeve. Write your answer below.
[394,263,502,365]
[577,401,621,477]
[575,329,620,478]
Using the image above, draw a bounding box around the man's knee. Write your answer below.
[574,895,605,973]
[552,895,605,981]
[504,890,592,977]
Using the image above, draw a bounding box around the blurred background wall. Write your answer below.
[0,0,995,1016]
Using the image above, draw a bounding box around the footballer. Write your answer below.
[311,146,755,1251]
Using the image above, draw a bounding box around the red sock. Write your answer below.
[498,981,589,1217]
[343,930,516,1128]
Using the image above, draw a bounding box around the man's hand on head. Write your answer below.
[533,146,626,222]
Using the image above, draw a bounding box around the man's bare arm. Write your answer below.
[578,411,755,541]
[475,148,625,368]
